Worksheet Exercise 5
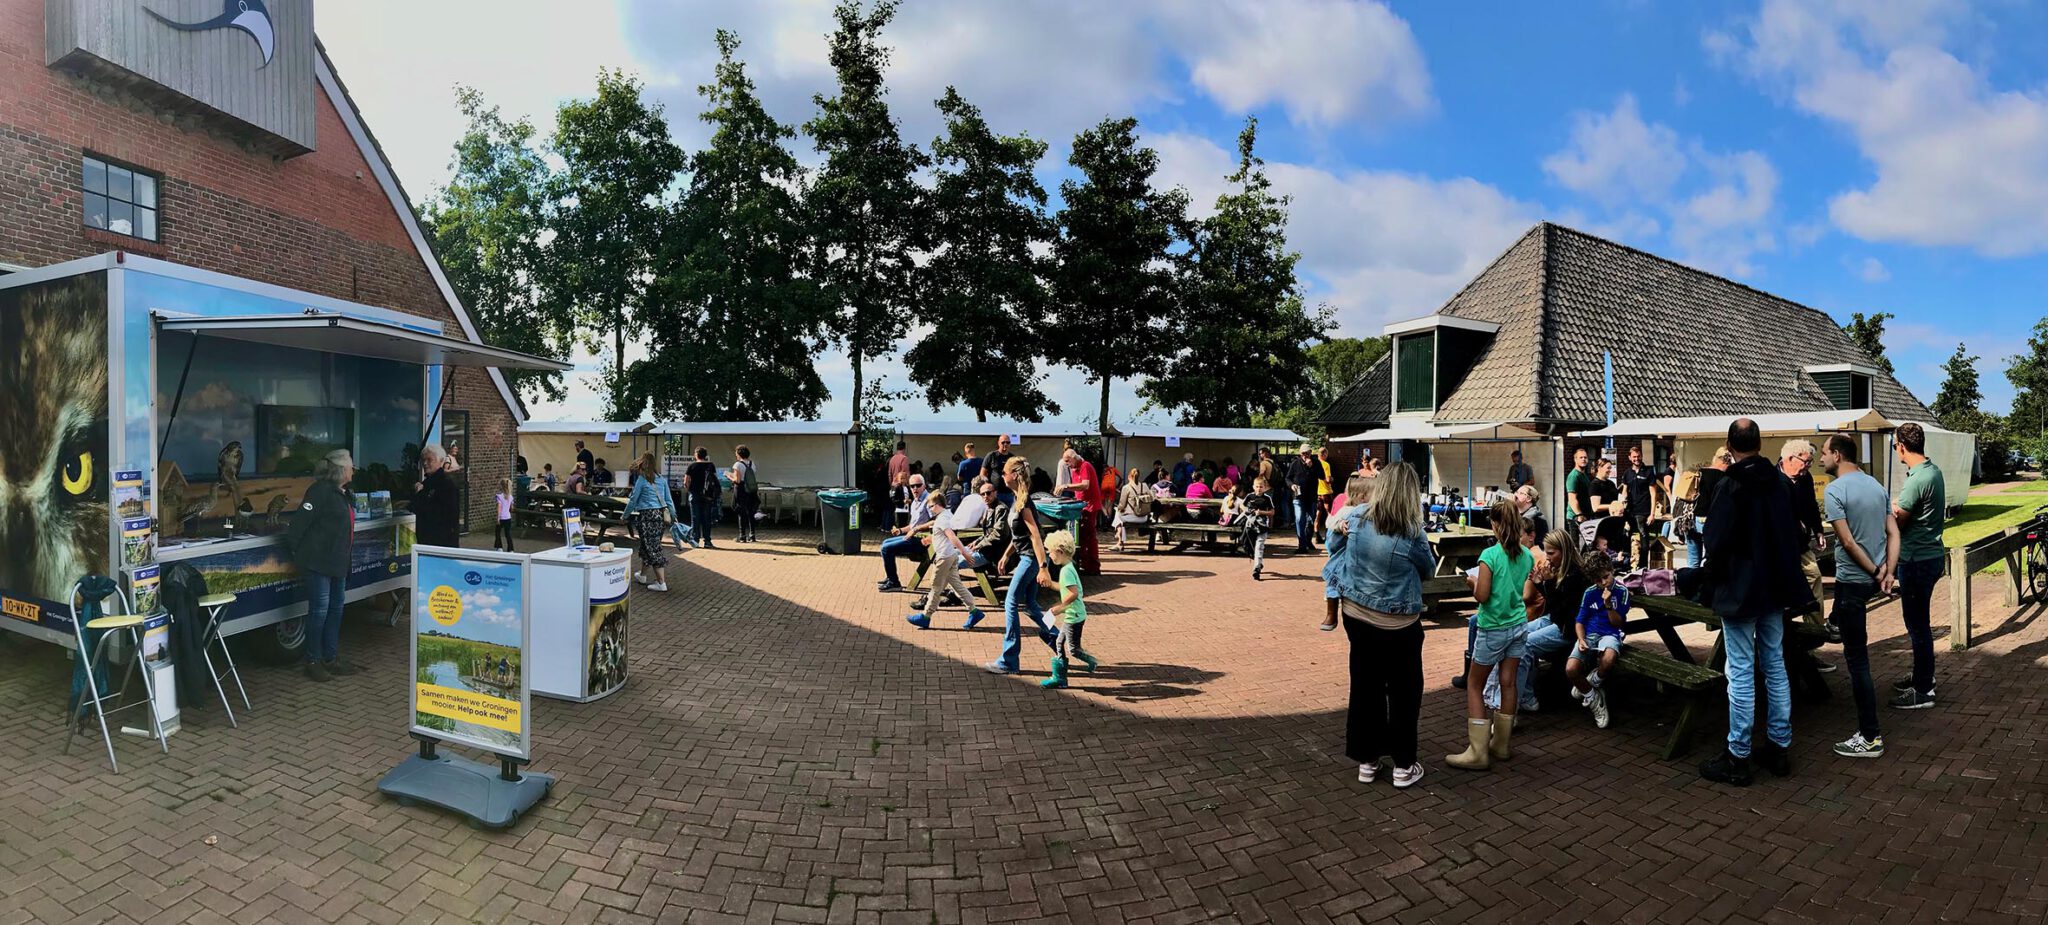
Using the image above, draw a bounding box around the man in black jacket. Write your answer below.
[1699,419,1813,787]
[1287,448,1319,551]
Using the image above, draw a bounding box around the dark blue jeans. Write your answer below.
[1897,557,1943,694]
[1832,580,1880,739]
[999,554,1056,671]
[1295,495,1318,546]
[879,534,921,584]
[689,497,718,546]
[302,572,346,663]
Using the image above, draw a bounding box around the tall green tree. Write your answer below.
[421,88,567,403]
[1308,337,1389,409]
[2006,319,2048,457]
[629,31,832,422]
[1842,311,1895,374]
[904,87,1056,421]
[804,0,928,427]
[545,69,685,420]
[1048,117,1186,433]
[1931,343,1982,427]
[1140,118,1330,427]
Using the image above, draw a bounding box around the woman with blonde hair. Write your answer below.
[1448,497,1534,771]
[1324,463,1435,788]
[988,456,1059,674]
[623,453,676,592]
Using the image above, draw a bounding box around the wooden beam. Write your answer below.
[1951,545,1973,651]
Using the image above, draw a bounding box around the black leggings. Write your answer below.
[735,491,759,540]
[493,518,514,551]
[1343,616,1424,767]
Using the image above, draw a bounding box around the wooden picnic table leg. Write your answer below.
[1647,611,1695,665]
[1663,689,1710,761]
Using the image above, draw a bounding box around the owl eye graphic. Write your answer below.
[61,451,94,496]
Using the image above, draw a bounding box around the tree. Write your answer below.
[1047,117,1186,433]
[904,87,1056,421]
[421,88,568,404]
[804,0,928,428]
[1931,343,1982,427]
[2006,319,2048,461]
[1842,311,1895,374]
[629,31,833,422]
[1308,337,1389,409]
[545,69,685,420]
[1140,118,1330,427]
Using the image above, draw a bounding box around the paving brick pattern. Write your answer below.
[3,528,2045,923]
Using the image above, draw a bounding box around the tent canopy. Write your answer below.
[1116,426,1301,442]
[1330,420,1546,442]
[1579,408,1894,438]
[158,313,572,371]
[519,421,655,435]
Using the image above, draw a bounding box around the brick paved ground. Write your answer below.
[3,526,2046,924]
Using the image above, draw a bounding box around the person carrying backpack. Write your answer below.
[730,445,762,543]
[685,447,721,549]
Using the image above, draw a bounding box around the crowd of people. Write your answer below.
[1329,419,1948,790]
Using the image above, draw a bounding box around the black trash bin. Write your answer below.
[817,489,868,554]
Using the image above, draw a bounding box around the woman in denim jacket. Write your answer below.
[1323,463,1436,789]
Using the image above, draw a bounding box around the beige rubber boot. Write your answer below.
[1445,718,1493,771]
[1489,712,1516,762]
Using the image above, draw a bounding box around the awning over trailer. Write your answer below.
[1578,408,1893,438]
[155,313,571,371]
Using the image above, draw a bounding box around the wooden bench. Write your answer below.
[1612,643,1725,760]
[1146,521,1243,553]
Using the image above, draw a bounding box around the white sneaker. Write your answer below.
[648,582,668,592]
[634,571,647,585]
[1391,763,1424,789]
[1586,669,1604,688]
[1591,688,1611,729]
[1357,762,1378,784]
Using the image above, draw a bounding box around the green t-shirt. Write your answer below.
[1565,467,1588,517]
[1896,460,1947,563]
[1057,561,1087,624]
[1475,543,1534,630]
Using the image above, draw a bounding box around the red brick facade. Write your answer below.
[0,0,517,530]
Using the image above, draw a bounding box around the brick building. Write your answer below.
[0,0,523,531]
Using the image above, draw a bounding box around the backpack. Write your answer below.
[738,460,759,495]
[1674,468,1702,503]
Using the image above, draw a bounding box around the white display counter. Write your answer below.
[528,546,632,702]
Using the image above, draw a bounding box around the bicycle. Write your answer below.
[2024,504,2048,603]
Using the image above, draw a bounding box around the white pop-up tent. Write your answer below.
[1108,426,1302,480]
[893,421,1093,483]
[1578,409,1973,510]
[1331,420,1554,499]
[655,421,858,488]
[518,421,662,479]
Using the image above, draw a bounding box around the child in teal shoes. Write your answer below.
[1041,532,1096,688]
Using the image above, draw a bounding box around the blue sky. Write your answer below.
[322,0,2048,422]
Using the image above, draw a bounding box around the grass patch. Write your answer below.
[1999,480,2048,493]
[1946,495,2043,550]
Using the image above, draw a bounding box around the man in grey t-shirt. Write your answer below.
[1819,433,1899,760]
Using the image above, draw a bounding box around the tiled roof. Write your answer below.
[1317,222,1935,428]
[1314,354,1390,427]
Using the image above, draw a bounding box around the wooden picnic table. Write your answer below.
[517,489,630,539]
[1617,594,1831,759]
[1425,528,1493,578]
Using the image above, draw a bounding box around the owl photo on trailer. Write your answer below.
[0,274,112,607]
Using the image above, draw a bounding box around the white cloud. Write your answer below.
[1714,0,2048,256]
[1152,132,1538,337]
[1159,0,1432,127]
[1857,256,1890,282]
[1542,95,1780,276]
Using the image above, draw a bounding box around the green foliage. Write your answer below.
[1048,116,1188,432]
[1139,118,1331,427]
[545,69,686,421]
[2006,319,2048,465]
[1841,311,1895,374]
[421,88,568,404]
[804,0,929,426]
[1932,343,1982,425]
[630,31,832,422]
[905,87,1057,422]
[1308,336,1387,410]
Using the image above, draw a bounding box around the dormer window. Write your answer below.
[1805,363,1877,410]
[1384,315,1500,416]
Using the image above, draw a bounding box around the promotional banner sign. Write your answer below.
[409,547,531,760]
[563,508,584,548]
[585,557,629,698]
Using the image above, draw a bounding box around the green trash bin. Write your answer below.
[817,489,868,554]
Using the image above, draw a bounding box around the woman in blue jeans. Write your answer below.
[987,456,1057,675]
[285,449,356,682]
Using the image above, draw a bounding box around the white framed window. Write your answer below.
[83,154,160,242]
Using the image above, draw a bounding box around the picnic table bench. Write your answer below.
[517,489,630,540]
[901,528,1003,604]
[1611,593,1831,759]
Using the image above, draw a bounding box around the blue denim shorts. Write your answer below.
[1471,622,1528,667]
[1568,633,1622,662]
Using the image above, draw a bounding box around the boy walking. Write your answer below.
[1040,532,1098,689]
[1569,556,1627,729]
[906,491,983,630]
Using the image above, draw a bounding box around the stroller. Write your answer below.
[1578,515,1632,571]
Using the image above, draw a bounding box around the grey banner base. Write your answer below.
[377,742,553,829]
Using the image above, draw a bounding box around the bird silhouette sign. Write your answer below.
[145,0,276,67]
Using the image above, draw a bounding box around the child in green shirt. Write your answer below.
[1041,531,1097,689]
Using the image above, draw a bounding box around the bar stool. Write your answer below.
[64,582,167,773]
[197,592,249,727]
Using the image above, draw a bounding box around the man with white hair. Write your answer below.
[1780,438,1825,610]
[413,443,462,547]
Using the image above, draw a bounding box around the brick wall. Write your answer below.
[0,0,515,529]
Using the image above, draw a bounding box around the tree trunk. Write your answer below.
[612,325,626,420]
[976,408,987,423]
[1098,377,1111,435]
[852,352,864,427]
